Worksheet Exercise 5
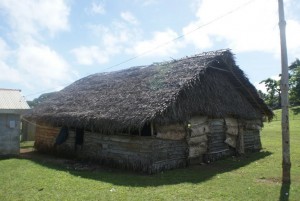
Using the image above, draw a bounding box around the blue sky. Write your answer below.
[1,0,300,100]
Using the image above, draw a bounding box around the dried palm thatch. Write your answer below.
[27,49,273,132]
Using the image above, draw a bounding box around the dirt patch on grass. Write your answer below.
[256,177,281,185]
[20,148,69,166]
[20,148,35,154]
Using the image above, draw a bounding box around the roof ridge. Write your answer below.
[151,49,231,67]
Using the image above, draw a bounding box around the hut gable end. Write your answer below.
[161,70,262,123]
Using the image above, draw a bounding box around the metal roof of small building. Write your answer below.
[0,88,30,110]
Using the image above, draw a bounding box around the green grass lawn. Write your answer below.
[272,106,300,121]
[1,111,299,201]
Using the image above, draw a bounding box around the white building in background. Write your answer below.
[0,89,30,155]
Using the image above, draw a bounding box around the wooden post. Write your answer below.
[278,0,291,184]
[150,122,154,136]
[238,121,245,155]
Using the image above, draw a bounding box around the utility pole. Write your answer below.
[278,0,291,184]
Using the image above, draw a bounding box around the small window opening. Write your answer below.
[55,126,69,145]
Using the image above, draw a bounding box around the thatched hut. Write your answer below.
[27,49,273,173]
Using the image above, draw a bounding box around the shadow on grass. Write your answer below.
[279,183,290,201]
[17,150,272,187]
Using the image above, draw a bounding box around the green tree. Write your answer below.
[257,90,267,99]
[259,78,281,109]
[289,58,300,106]
[258,58,300,109]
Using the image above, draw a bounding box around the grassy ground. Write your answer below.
[272,106,300,121]
[0,111,299,201]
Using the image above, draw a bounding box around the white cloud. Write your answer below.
[81,23,181,62]
[0,61,22,83]
[254,81,267,93]
[0,38,11,60]
[71,46,109,65]
[286,19,300,57]
[0,42,74,88]
[0,0,73,95]
[182,0,300,57]
[121,11,139,25]
[129,29,182,57]
[0,0,69,40]
[17,44,74,88]
[91,23,131,53]
[88,1,105,15]
[271,75,281,81]
[185,0,278,52]
[0,38,21,83]
[182,23,213,50]
[72,21,142,66]
[134,0,158,7]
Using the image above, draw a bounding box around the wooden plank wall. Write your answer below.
[244,130,261,152]
[34,119,262,172]
[204,119,232,163]
[244,120,262,152]
[187,116,209,164]
[34,123,60,153]
[203,118,262,162]
[34,124,188,173]
[150,139,187,172]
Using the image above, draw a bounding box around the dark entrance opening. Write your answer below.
[141,123,151,136]
[75,128,84,150]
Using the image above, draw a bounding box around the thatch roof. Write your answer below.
[27,50,273,131]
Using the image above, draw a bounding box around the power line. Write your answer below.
[101,0,255,72]
[24,0,256,98]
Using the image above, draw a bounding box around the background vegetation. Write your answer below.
[259,59,300,110]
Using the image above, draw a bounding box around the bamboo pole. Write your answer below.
[278,0,291,184]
